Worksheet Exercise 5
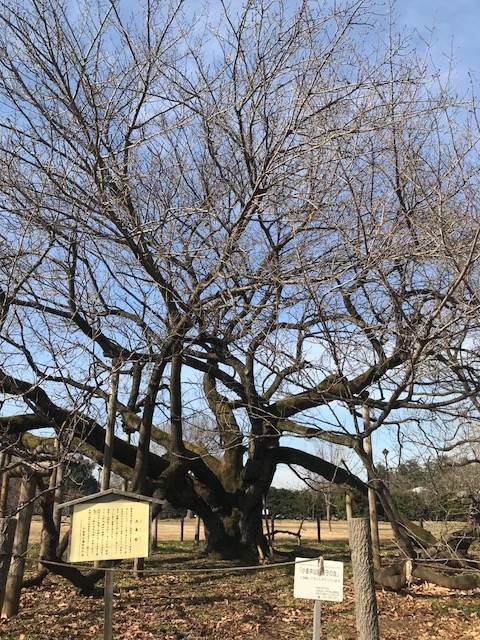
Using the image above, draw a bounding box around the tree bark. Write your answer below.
[0,454,11,517]
[345,492,353,521]
[101,361,119,491]
[0,518,16,610]
[348,518,380,640]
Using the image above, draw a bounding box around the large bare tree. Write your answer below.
[1,0,480,573]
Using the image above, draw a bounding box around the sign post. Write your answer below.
[313,599,321,640]
[104,562,114,640]
[294,557,344,639]
[60,489,163,640]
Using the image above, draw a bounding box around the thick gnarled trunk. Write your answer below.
[202,504,269,562]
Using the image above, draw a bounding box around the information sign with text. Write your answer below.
[294,557,344,602]
[69,499,150,562]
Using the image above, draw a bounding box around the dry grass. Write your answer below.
[4,518,478,640]
[29,515,458,546]
[28,517,395,545]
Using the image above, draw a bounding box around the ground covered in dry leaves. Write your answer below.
[1,541,480,639]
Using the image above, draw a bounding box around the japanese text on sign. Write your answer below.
[69,500,150,562]
[294,558,344,602]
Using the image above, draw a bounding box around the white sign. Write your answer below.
[294,557,344,602]
[69,499,150,562]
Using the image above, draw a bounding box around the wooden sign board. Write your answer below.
[294,557,344,602]
[68,496,151,563]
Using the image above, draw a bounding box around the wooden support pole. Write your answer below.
[53,460,66,533]
[0,518,17,610]
[2,474,36,617]
[345,492,353,521]
[133,557,144,578]
[348,518,380,640]
[104,562,114,640]
[195,517,200,545]
[0,454,11,517]
[362,406,381,570]
[151,516,158,551]
[96,362,118,571]
[101,361,119,492]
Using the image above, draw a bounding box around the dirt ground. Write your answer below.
[2,521,479,640]
[0,518,477,640]
[28,516,394,545]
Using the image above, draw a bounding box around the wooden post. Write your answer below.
[122,432,131,492]
[101,361,119,492]
[103,563,114,640]
[180,516,184,541]
[316,516,321,543]
[53,461,65,532]
[363,406,381,570]
[348,518,380,640]
[263,507,273,552]
[133,557,144,578]
[0,454,11,517]
[0,518,17,610]
[96,362,118,570]
[2,473,36,617]
[345,492,353,521]
[195,517,200,545]
[151,516,158,551]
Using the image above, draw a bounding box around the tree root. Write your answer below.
[375,559,480,592]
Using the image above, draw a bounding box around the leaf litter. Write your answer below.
[1,547,480,639]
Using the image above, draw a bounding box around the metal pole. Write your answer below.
[313,600,321,639]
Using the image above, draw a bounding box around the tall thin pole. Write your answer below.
[0,453,11,517]
[101,360,119,492]
[313,600,322,639]
[362,404,381,570]
[101,360,119,640]
[104,565,114,640]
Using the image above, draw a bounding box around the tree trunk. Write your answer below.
[372,479,416,558]
[203,505,268,562]
[348,518,380,640]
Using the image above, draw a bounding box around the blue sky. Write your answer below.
[272,0,480,489]
[396,0,479,85]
